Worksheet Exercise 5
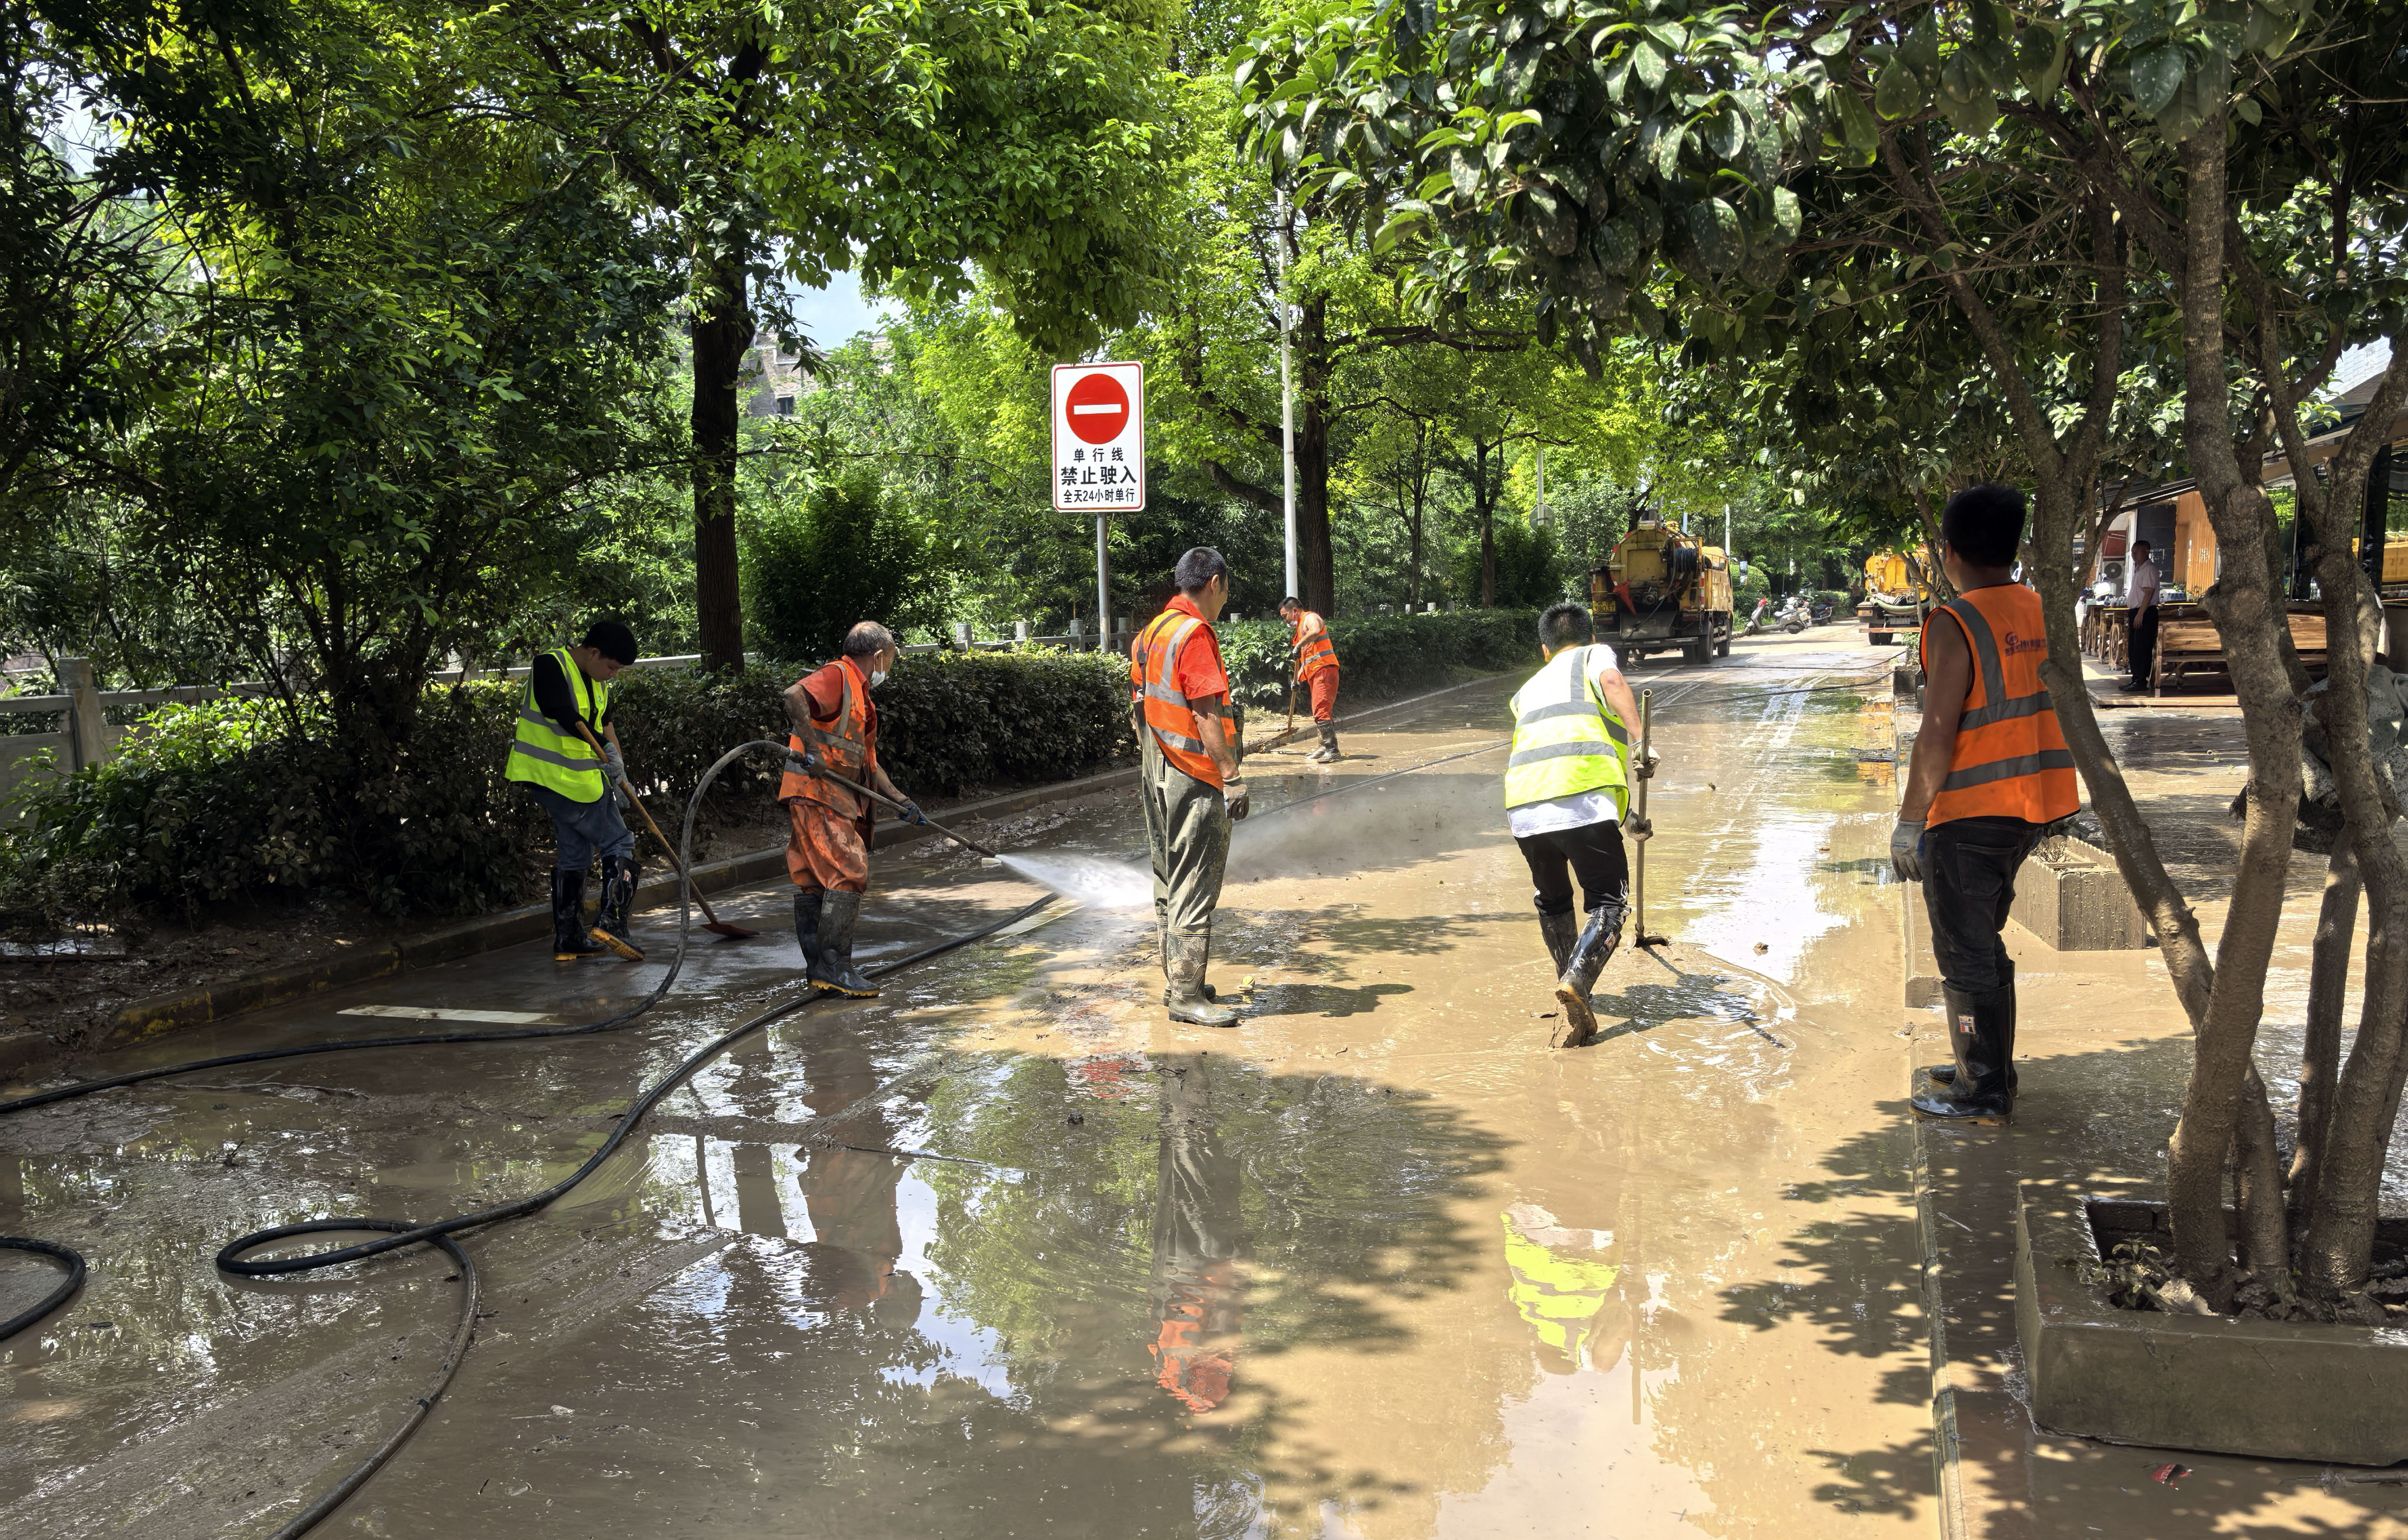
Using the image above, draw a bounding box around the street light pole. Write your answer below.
[1277,187,1298,602]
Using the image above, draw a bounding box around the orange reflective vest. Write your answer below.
[1923,584,2080,828]
[1290,611,1339,681]
[778,658,874,815]
[1132,610,1224,788]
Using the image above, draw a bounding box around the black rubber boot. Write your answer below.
[1914,985,2014,1118]
[1553,905,1624,1048]
[552,871,605,961]
[1928,960,2019,1091]
[1538,909,1578,977]
[1160,915,1216,1007]
[589,854,644,962]
[793,889,823,973]
[812,889,879,997]
[1166,930,1239,1027]
[1309,723,1340,763]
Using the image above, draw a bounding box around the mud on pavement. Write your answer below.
[5,633,1940,1538]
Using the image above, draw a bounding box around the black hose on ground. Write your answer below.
[0,738,1055,1537]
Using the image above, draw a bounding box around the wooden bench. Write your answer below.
[2148,605,2327,695]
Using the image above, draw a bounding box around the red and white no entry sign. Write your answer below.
[1052,361,1145,512]
[1063,373,1130,444]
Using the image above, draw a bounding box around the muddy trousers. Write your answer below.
[1141,742,1232,939]
[1918,816,2044,993]
[525,783,634,872]
[1515,818,1631,922]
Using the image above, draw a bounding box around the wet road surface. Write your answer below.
[2,631,1936,1538]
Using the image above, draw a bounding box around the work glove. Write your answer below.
[901,799,929,826]
[1631,752,1657,781]
[785,749,820,775]
[1891,818,1927,883]
[1624,815,1653,843]
[1223,777,1250,821]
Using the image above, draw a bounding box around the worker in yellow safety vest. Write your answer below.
[1892,484,2081,1120]
[1504,602,1650,1048]
[504,620,645,963]
[1277,596,1343,763]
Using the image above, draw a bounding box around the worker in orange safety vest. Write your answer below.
[1131,548,1251,1027]
[1891,485,2081,1120]
[1277,596,1343,763]
[779,621,929,999]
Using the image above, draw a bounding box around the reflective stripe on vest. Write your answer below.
[1293,612,1339,680]
[778,659,871,811]
[505,646,611,801]
[1923,587,2082,828]
[1503,645,1630,813]
[1131,610,1223,787]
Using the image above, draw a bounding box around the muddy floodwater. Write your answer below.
[3,634,1935,1537]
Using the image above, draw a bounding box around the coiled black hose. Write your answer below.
[0,738,1054,1536]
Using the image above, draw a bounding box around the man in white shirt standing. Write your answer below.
[2123,539,2161,692]
[1503,602,1651,1048]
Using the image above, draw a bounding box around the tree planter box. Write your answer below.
[2015,1183,2408,1464]
[2010,835,2151,950]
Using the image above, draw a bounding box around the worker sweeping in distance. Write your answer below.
[1277,595,1343,763]
[506,620,646,963]
[1133,547,1249,1027]
[781,621,928,999]
[1892,484,2080,1120]
[1506,602,1649,1048]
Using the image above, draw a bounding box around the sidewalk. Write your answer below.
[1900,697,2408,1535]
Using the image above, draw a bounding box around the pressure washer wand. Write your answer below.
[792,755,1003,860]
[1631,689,1669,950]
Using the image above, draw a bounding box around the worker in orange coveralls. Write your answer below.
[1277,596,1343,764]
[780,621,928,999]
[1148,1054,1247,1412]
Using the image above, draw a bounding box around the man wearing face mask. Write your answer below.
[1132,547,1250,1027]
[780,621,925,997]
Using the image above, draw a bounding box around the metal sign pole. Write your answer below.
[1095,514,1112,652]
[1633,688,1668,949]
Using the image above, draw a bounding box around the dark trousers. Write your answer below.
[1516,819,1631,922]
[1920,816,2044,992]
[2128,607,2159,688]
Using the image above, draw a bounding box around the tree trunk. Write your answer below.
[691,245,752,673]
[2163,121,2302,1299]
[2292,339,2408,1299]
[2289,844,2362,1221]
[1295,297,1335,615]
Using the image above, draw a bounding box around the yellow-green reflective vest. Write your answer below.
[505,646,611,801]
[1503,645,1630,815]
[1500,1211,1622,1364]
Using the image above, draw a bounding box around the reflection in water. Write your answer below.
[793,1028,919,1322]
[1499,1202,1627,1378]
[1148,1056,1248,1412]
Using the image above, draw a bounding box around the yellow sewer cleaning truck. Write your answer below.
[1590,520,1734,664]
[1858,548,1935,647]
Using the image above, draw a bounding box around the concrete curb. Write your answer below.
[73,668,1526,1062]
[90,762,1150,1057]
[1908,1041,1973,1540]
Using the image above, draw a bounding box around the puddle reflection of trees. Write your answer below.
[827,1047,1514,1534]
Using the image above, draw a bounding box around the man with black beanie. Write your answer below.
[506,620,646,962]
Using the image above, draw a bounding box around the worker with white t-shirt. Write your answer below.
[1503,602,1651,1049]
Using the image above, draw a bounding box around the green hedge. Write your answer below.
[1215,609,1541,714]
[0,650,1133,923]
[0,614,1531,924]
